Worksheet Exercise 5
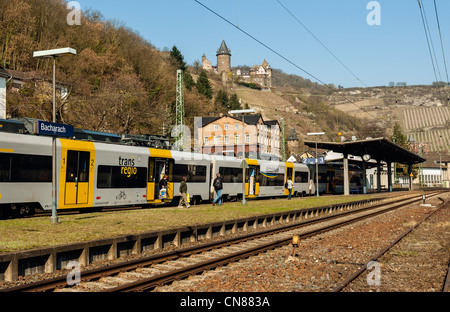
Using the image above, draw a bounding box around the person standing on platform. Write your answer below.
[178,176,190,208]
[213,173,223,206]
[286,178,294,200]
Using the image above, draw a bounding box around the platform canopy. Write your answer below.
[303,137,426,165]
[303,138,426,195]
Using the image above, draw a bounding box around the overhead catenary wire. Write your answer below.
[432,0,449,107]
[276,0,369,88]
[433,0,449,87]
[193,0,378,120]
[417,0,444,104]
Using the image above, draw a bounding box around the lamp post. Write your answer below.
[307,132,325,197]
[33,48,77,224]
[229,109,256,205]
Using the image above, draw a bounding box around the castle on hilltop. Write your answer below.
[202,40,273,90]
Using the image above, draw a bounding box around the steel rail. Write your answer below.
[443,262,450,292]
[2,191,441,292]
[332,197,448,292]
[108,193,444,292]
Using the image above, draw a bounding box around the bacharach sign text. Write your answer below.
[34,120,74,138]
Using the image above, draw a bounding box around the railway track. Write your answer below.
[1,191,443,292]
[332,196,448,292]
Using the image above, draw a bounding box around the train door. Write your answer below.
[147,157,173,202]
[246,165,260,197]
[285,164,294,196]
[65,150,91,205]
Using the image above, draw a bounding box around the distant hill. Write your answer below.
[326,85,450,152]
[3,0,446,154]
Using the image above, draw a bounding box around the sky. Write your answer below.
[78,0,450,88]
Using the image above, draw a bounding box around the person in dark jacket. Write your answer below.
[178,176,190,208]
[158,175,169,199]
[213,173,223,206]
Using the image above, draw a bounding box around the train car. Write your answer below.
[211,155,244,201]
[170,151,211,205]
[293,163,314,197]
[59,138,151,211]
[211,156,262,201]
[0,132,53,217]
[258,160,287,197]
[0,131,317,217]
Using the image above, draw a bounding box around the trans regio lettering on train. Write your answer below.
[119,156,137,177]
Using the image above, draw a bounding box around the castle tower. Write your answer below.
[202,53,212,71]
[216,40,231,74]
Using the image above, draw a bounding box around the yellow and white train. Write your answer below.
[0,131,313,218]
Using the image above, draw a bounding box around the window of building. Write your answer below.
[235,135,239,144]
[224,135,229,144]
[235,123,239,130]
[246,134,250,143]
[214,125,219,131]
[204,137,209,145]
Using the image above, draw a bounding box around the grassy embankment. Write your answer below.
[0,195,374,253]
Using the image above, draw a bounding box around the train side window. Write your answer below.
[0,153,51,183]
[172,164,207,183]
[260,173,284,187]
[0,153,11,182]
[97,165,147,189]
[19,155,52,182]
[219,167,243,183]
[295,171,308,183]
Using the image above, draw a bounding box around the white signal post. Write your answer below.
[307,132,325,197]
[33,48,77,224]
[229,109,256,205]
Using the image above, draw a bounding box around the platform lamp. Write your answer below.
[307,132,325,197]
[229,109,256,205]
[33,48,77,224]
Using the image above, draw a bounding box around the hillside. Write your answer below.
[2,0,446,155]
[200,69,367,154]
[325,85,450,152]
[0,0,213,135]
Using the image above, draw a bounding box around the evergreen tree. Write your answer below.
[196,71,213,99]
[170,45,186,71]
[391,122,407,148]
[170,45,195,90]
[214,89,229,108]
[184,71,195,91]
[228,93,242,110]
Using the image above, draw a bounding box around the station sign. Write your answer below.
[302,157,325,165]
[33,120,74,138]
